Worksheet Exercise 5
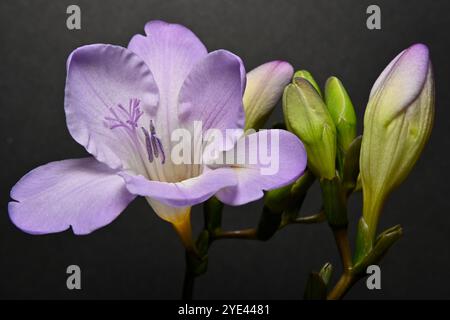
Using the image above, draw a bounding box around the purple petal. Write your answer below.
[369,43,429,112]
[178,50,246,133]
[129,21,207,98]
[215,130,307,206]
[65,44,159,171]
[120,168,237,208]
[128,21,209,180]
[244,61,294,129]
[9,158,135,235]
[128,20,208,139]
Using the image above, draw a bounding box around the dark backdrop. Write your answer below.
[0,0,449,299]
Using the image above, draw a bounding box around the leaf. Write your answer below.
[304,272,327,300]
[319,262,333,285]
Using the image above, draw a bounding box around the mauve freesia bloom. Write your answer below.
[8,20,306,246]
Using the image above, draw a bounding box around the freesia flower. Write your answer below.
[8,20,306,247]
[360,43,434,240]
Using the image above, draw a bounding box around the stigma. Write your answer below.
[104,98,143,131]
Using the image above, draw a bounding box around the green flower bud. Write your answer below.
[324,77,357,155]
[282,77,337,179]
[360,44,434,240]
[293,70,322,97]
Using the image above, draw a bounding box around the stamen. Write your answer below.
[141,127,154,162]
[141,120,166,164]
[149,119,156,135]
[154,136,166,164]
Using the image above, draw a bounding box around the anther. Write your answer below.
[141,127,154,162]
[141,120,165,164]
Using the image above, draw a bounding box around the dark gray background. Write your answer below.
[0,0,448,299]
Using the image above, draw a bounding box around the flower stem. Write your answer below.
[333,228,352,271]
[327,228,356,300]
[292,211,326,224]
[182,247,208,300]
[213,211,326,240]
[213,228,257,240]
[182,261,195,300]
[327,272,357,300]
